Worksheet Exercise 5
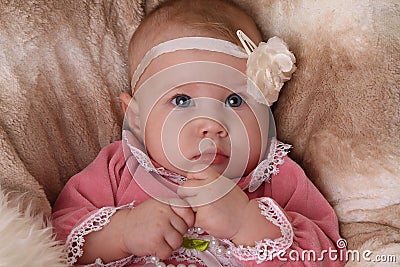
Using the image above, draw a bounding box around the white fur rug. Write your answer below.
[0,188,66,267]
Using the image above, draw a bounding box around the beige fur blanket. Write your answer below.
[0,0,399,265]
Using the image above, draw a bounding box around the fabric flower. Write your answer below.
[246,37,296,106]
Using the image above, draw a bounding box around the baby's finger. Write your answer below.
[169,213,190,235]
[155,241,174,260]
[164,228,184,251]
[181,191,217,208]
[170,204,195,228]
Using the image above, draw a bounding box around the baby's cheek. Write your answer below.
[143,121,164,157]
[177,131,195,159]
[244,124,263,174]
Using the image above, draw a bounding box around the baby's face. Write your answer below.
[134,50,264,178]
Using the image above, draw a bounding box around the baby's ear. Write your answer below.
[119,92,141,138]
[120,92,131,113]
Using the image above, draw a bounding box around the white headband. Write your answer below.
[131,30,296,106]
[130,36,248,90]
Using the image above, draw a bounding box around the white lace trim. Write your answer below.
[168,248,207,266]
[88,255,137,267]
[222,197,293,263]
[65,202,135,266]
[249,139,291,192]
[157,167,187,184]
[123,131,156,173]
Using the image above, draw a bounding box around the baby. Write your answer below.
[52,0,345,266]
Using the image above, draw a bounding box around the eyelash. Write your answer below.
[170,94,193,107]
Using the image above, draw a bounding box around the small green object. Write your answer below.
[182,237,210,251]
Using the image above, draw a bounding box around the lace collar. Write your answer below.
[122,130,290,191]
[247,139,291,192]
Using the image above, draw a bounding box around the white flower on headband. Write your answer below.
[237,30,296,106]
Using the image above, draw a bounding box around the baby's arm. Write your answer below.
[52,142,194,265]
[234,157,344,266]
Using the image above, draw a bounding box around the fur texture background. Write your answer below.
[0,0,143,216]
[0,188,65,266]
[0,0,398,266]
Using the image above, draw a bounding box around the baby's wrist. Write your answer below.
[230,200,257,245]
[231,199,281,246]
[112,209,133,256]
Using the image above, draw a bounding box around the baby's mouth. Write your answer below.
[191,147,229,165]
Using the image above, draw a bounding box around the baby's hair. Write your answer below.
[128,0,258,83]
[148,0,242,44]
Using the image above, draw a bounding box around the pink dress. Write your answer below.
[52,131,345,266]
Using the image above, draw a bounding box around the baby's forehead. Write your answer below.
[138,49,247,86]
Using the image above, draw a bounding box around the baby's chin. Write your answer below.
[155,155,254,178]
[181,164,252,179]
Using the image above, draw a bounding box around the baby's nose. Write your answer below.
[195,118,228,138]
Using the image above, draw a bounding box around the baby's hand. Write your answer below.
[121,198,194,260]
[178,167,249,239]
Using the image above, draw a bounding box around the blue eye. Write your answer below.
[171,94,193,107]
[225,93,243,107]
